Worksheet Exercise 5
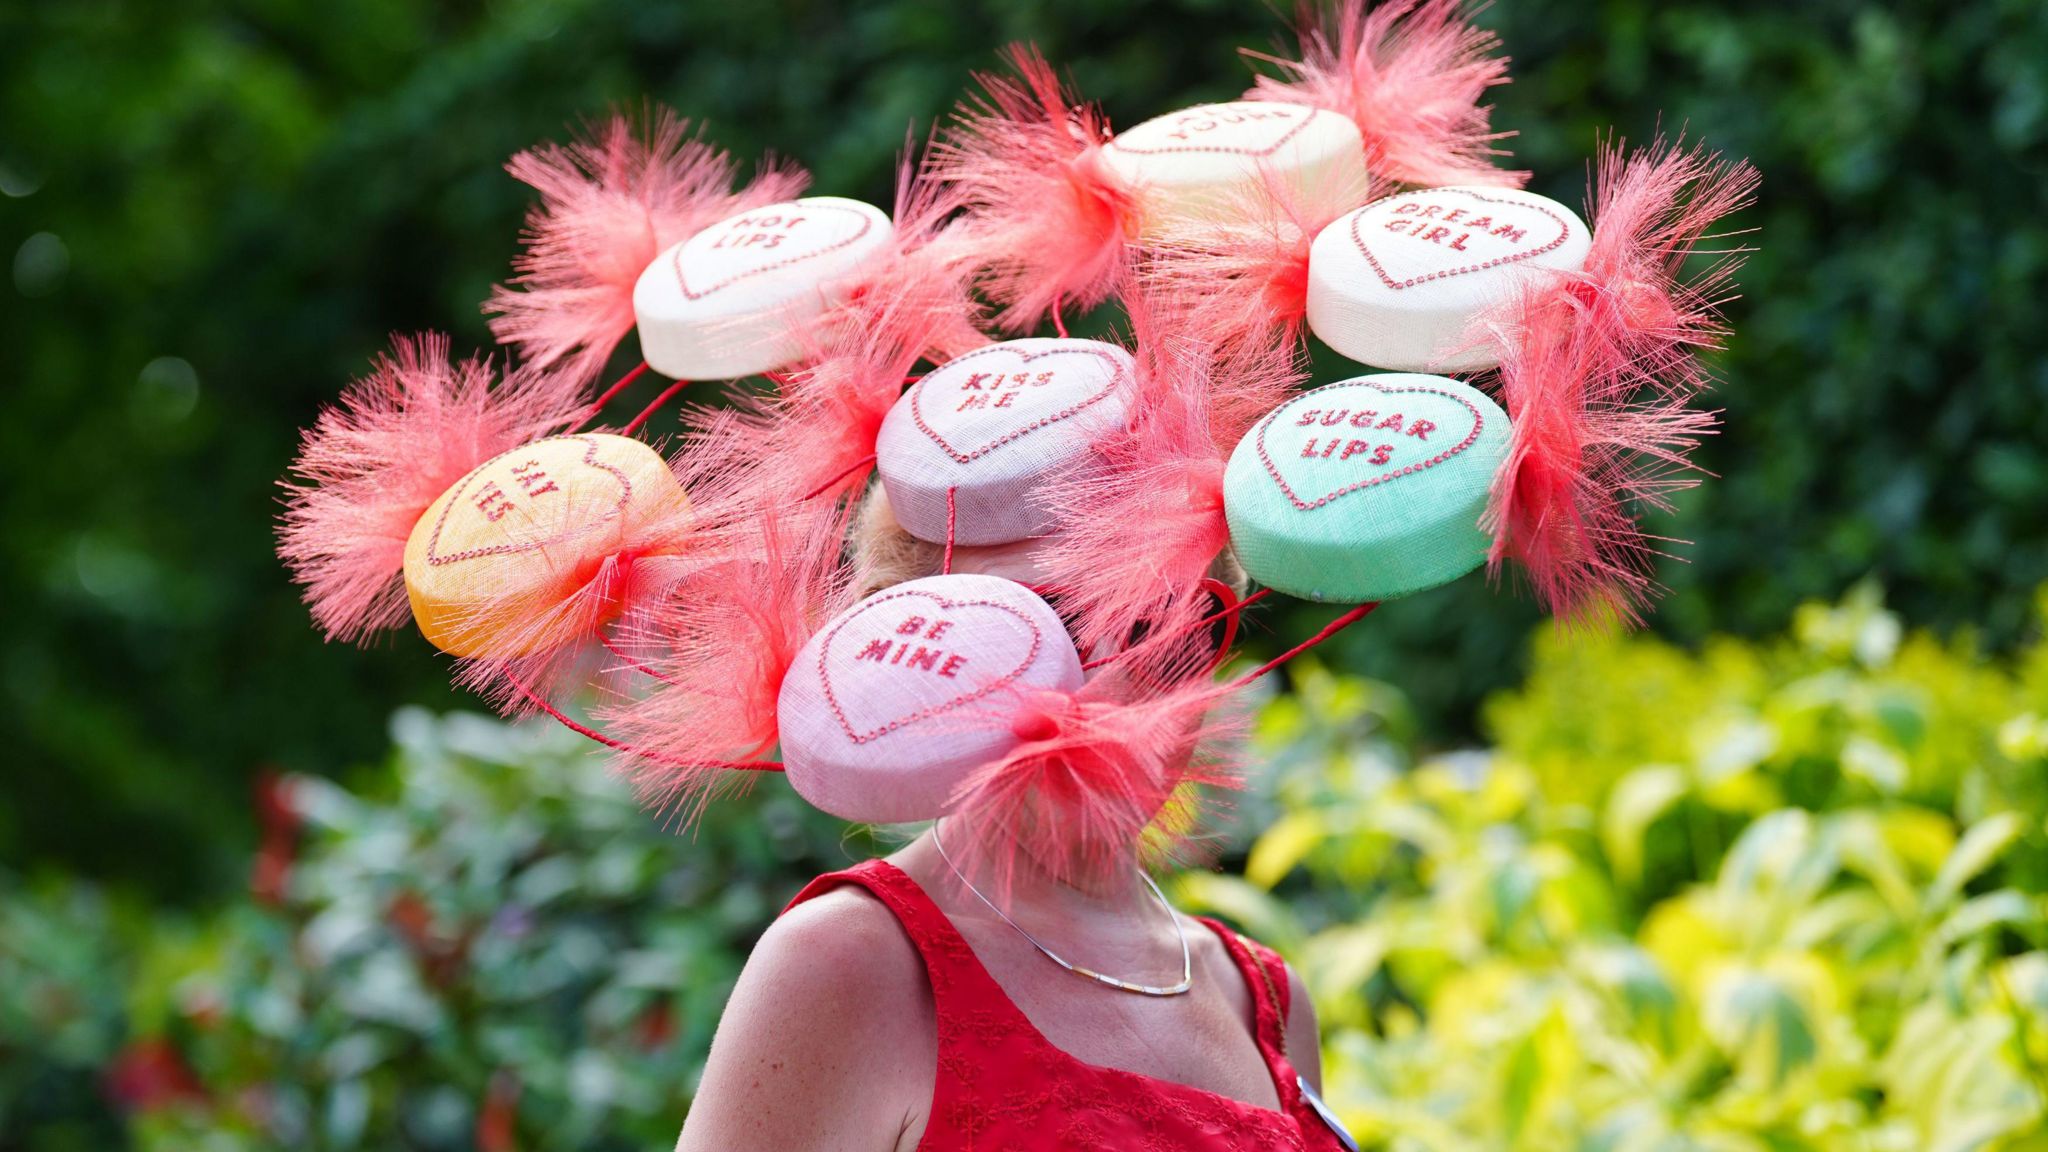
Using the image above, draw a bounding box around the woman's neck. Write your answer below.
[916,817,1163,933]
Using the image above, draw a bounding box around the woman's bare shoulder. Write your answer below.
[675,883,933,1152]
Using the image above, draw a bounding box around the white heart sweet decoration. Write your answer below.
[672,201,879,300]
[1305,187,1592,372]
[630,196,896,380]
[1099,102,1369,239]
[1350,188,1573,291]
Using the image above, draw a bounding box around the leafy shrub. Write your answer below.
[9,585,2045,1149]
[86,710,873,1152]
[1175,585,2048,1149]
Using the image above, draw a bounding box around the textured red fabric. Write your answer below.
[782,859,1347,1151]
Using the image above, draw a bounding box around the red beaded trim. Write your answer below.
[1349,188,1570,291]
[1107,102,1316,159]
[672,201,878,301]
[908,343,1129,464]
[816,589,1045,745]
[1255,381,1483,512]
[424,435,633,566]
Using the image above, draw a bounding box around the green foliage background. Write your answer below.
[3,0,2047,1147]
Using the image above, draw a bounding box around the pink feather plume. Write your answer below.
[485,107,808,387]
[931,44,1140,333]
[1143,162,1369,362]
[277,333,587,644]
[1043,284,1301,655]
[1245,0,1526,190]
[1478,138,1759,625]
[600,506,856,827]
[1581,137,1762,393]
[941,594,1248,901]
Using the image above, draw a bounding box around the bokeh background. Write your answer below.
[4,0,2046,1148]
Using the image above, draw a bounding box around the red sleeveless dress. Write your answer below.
[783,859,1351,1151]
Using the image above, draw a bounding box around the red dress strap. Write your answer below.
[1198,916,1309,1119]
[782,858,1036,1034]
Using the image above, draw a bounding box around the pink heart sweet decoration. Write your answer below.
[909,343,1129,464]
[816,587,1046,744]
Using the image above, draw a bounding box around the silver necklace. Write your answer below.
[930,817,1193,996]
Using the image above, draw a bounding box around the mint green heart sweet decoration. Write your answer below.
[1223,373,1510,603]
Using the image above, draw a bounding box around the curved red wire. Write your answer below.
[509,676,783,772]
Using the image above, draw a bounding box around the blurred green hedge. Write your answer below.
[4,0,2045,902]
[5,585,2044,1149]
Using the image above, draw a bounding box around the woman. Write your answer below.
[674,494,1347,1151]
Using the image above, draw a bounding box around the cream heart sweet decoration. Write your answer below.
[402,434,687,657]
[1306,186,1591,372]
[1108,101,1320,158]
[1100,101,1368,236]
[778,574,1084,823]
[631,196,895,380]
[876,337,1136,546]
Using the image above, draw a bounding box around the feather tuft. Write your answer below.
[931,45,1140,333]
[1044,285,1301,654]
[1144,162,1369,362]
[1478,137,1758,625]
[1245,0,1525,189]
[941,595,1247,902]
[485,107,808,387]
[278,334,587,644]
[600,507,856,828]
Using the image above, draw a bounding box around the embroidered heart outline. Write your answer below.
[909,344,1129,464]
[1109,102,1316,158]
[1351,189,1571,291]
[671,202,877,301]
[817,589,1047,745]
[1256,381,1485,512]
[425,436,635,567]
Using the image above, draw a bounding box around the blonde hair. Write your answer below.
[848,480,1249,602]
[849,483,944,600]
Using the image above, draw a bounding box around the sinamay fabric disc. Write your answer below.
[401,433,686,657]
[1099,101,1367,236]
[1306,187,1591,373]
[778,573,1084,823]
[1223,374,1508,603]
[631,196,895,380]
[875,338,1136,546]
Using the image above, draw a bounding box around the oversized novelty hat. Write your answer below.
[280,4,1756,898]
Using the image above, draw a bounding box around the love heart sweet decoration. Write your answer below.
[878,337,1135,546]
